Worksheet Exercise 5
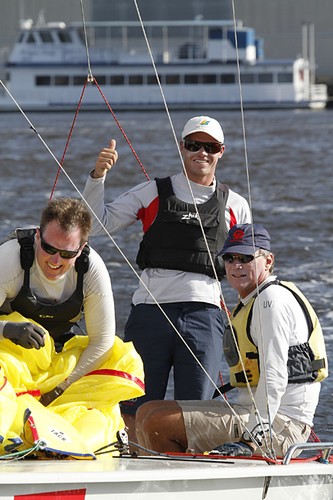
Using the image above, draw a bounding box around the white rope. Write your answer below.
[0,6,226,402]
[0,76,232,417]
[223,0,275,457]
[131,0,275,458]
[1,1,274,457]
[132,0,230,310]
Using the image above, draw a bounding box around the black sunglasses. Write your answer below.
[183,139,223,154]
[40,234,81,259]
[222,254,256,264]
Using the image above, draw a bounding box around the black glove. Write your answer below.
[210,441,253,457]
[3,322,45,349]
[40,386,64,406]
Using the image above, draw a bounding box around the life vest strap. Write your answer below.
[212,382,234,398]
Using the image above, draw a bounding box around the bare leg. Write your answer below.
[136,400,188,453]
[122,413,136,442]
[121,413,143,454]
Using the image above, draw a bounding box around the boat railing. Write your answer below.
[310,83,328,100]
[283,442,333,465]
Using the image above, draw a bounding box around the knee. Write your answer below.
[136,401,160,438]
[135,401,155,446]
[136,401,178,447]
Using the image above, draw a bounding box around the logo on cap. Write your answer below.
[230,229,245,242]
[200,119,210,126]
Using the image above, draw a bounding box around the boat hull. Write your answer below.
[0,457,332,499]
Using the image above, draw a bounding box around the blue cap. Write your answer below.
[220,223,271,255]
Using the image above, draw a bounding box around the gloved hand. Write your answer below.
[210,441,253,457]
[3,322,45,349]
[40,386,64,406]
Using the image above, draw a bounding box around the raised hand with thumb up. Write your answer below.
[92,139,118,179]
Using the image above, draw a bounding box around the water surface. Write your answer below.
[0,107,332,442]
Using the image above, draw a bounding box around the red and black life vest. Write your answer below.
[136,177,229,280]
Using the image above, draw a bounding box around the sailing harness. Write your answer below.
[9,228,90,351]
[214,279,328,397]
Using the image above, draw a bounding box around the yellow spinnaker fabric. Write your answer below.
[0,312,144,459]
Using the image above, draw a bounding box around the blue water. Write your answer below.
[0,107,332,442]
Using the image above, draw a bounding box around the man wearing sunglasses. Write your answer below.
[135,223,327,458]
[83,115,251,436]
[0,197,116,405]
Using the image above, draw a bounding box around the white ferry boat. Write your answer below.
[0,19,328,111]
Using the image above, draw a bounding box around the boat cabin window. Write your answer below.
[209,28,225,40]
[33,69,290,89]
[26,33,36,44]
[36,76,51,86]
[185,74,199,84]
[241,74,256,84]
[129,75,143,85]
[57,30,72,43]
[220,74,235,84]
[165,74,181,84]
[39,31,53,43]
[110,75,125,85]
[94,75,106,85]
[73,75,87,85]
[54,75,69,86]
[202,74,218,84]
[147,75,159,85]
[278,72,293,83]
[258,73,274,83]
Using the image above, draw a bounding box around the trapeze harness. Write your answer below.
[214,279,328,397]
[9,228,90,352]
[136,177,229,280]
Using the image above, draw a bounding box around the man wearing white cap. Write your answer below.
[83,115,251,436]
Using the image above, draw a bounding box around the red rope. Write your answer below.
[220,297,230,316]
[92,77,150,180]
[49,80,88,200]
[50,76,150,198]
[308,429,321,442]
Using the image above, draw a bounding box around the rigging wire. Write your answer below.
[219,0,275,457]
[90,77,150,180]
[0,0,275,458]
[0,78,233,418]
[79,0,93,83]
[74,1,236,402]
[49,80,88,200]
[49,0,150,197]
[132,0,231,311]
[0,6,228,405]
[1,0,270,458]
[0,88,270,460]
[131,0,275,458]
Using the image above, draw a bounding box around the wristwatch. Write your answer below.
[241,430,253,443]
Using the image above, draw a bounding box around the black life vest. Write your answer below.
[10,228,90,350]
[136,177,229,280]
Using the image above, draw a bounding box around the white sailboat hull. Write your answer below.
[1,456,332,499]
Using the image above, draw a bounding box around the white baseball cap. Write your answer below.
[181,116,224,143]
